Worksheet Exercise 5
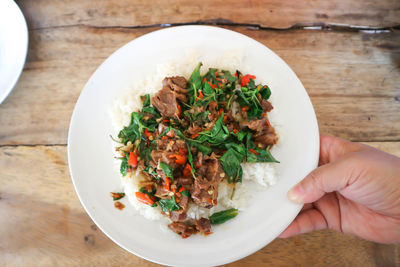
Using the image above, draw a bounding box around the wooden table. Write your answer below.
[1,0,399,266]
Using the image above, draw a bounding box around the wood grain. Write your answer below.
[0,145,399,266]
[17,0,400,29]
[0,27,399,145]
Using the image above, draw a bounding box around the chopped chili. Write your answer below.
[163,177,171,191]
[135,192,154,205]
[169,154,187,165]
[128,152,138,168]
[249,148,259,155]
[183,164,192,176]
[241,74,256,87]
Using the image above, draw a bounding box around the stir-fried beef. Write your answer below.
[192,153,224,208]
[176,177,194,187]
[168,222,198,238]
[207,101,219,121]
[187,124,202,135]
[170,211,187,222]
[242,117,278,148]
[151,150,180,170]
[195,218,212,234]
[155,184,170,199]
[162,76,189,102]
[152,87,180,118]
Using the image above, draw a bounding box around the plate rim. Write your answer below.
[68,25,320,266]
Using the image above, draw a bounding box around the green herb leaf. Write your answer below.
[159,162,174,180]
[259,85,271,100]
[141,94,151,107]
[219,147,244,183]
[187,140,212,155]
[245,133,279,163]
[119,152,129,176]
[142,106,161,117]
[186,143,196,178]
[188,62,202,105]
[198,113,229,145]
[209,208,238,224]
[159,196,181,212]
[181,190,190,198]
[111,192,125,201]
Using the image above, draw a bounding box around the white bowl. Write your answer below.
[68,26,319,266]
[0,0,28,104]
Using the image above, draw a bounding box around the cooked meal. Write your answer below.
[112,63,278,238]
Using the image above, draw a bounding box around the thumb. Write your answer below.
[287,158,355,203]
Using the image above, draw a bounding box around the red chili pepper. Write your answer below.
[163,119,170,123]
[198,90,204,99]
[128,152,138,168]
[233,129,238,134]
[169,154,187,165]
[135,192,154,205]
[163,177,171,191]
[145,185,153,192]
[191,133,199,139]
[177,104,182,117]
[144,128,152,138]
[183,164,192,177]
[265,119,271,127]
[202,78,207,84]
[178,187,186,193]
[223,115,227,123]
[178,147,187,155]
[218,108,223,115]
[249,148,259,155]
[241,106,250,112]
[208,81,217,89]
[241,74,256,87]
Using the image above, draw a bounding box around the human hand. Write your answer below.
[280,135,400,244]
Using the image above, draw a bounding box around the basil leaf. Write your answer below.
[188,62,202,105]
[186,143,196,178]
[111,192,125,201]
[246,133,279,163]
[159,196,181,212]
[209,208,238,224]
[159,162,174,180]
[181,190,190,198]
[187,141,212,155]
[198,114,229,145]
[259,85,271,100]
[142,106,161,117]
[219,148,244,183]
[141,94,151,107]
[120,152,129,176]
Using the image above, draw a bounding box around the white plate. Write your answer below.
[68,26,319,266]
[0,0,28,104]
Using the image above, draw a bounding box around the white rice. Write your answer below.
[109,52,279,222]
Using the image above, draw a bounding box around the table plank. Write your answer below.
[0,27,399,145]
[18,0,400,29]
[0,144,399,266]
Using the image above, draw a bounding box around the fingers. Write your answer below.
[287,135,367,204]
[279,208,327,238]
[288,159,355,203]
[318,135,364,166]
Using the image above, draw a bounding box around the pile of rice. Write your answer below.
[110,52,279,222]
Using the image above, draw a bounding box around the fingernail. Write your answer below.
[287,185,303,203]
